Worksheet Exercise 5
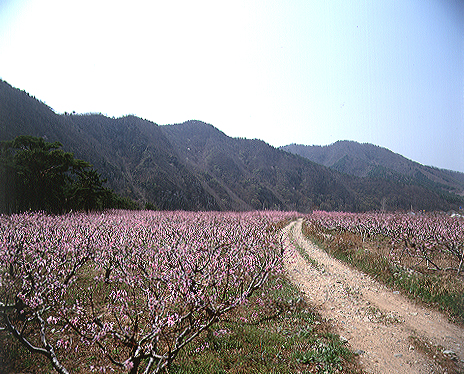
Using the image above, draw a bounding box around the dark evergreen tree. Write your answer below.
[0,136,137,214]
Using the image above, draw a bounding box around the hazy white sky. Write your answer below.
[1,0,463,172]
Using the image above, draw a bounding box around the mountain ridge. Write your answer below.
[281,141,464,197]
[1,79,463,212]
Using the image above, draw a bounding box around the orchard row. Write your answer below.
[305,210,464,274]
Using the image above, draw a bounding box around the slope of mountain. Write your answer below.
[1,79,463,212]
[0,80,219,210]
[160,121,359,211]
[281,141,464,196]
[65,114,222,210]
[160,122,464,212]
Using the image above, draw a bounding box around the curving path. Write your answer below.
[283,219,464,374]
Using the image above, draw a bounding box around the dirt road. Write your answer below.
[283,219,464,374]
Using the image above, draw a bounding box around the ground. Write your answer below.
[283,219,464,374]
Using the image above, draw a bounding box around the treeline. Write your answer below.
[0,136,138,214]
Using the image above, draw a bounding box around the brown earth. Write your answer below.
[283,219,464,374]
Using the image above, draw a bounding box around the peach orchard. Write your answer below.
[2,209,463,373]
[0,210,295,373]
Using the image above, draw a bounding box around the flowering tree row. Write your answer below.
[0,210,296,373]
[305,211,464,275]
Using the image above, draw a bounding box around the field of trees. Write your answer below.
[2,208,464,373]
[4,210,344,374]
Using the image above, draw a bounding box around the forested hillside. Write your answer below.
[282,141,464,197]
[1,79,463,213]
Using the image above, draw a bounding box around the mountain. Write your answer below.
[281,141,464,197]
[160,121,357,211]
[1,79,463,212]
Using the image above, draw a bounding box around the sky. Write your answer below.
[0,0,463,172]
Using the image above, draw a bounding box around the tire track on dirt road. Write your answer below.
[283,219,464,374]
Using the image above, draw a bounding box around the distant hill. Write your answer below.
[1,79,463,212]
[281,141,464,197]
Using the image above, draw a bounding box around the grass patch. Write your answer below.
[408,336,464,374]
[294,333,353,374]
[302,220,464,324]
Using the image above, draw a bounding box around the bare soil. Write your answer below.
[283,219,464,374]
